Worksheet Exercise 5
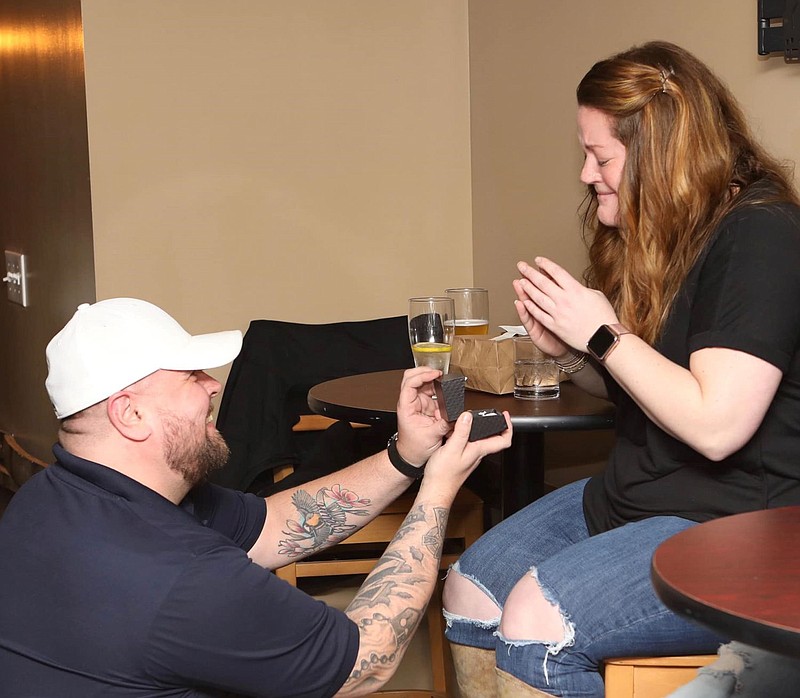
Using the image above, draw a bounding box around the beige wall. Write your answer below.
[3,0,799,462]
[81,0,474,390]
[470,0,800,327]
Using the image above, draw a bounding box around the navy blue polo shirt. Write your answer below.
[0,445,358,697]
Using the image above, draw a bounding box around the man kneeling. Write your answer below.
[0,298,511,697]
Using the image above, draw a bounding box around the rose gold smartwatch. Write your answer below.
[586,323,631,362]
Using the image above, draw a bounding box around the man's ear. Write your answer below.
[106,392,151,442]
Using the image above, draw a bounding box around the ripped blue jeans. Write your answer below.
[443,479,723,697]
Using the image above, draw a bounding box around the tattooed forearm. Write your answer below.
[348,551,417,613]
[339,502,450,694]
[348,609,421,685]
[393,505,427,541]
[277,484,372,559]
[424,506,448,557]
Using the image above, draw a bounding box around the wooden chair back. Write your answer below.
[1,433,48,490]
[0,432,49,519]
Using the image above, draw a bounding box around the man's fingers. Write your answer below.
[397,367,440,409]
[400,366,441,390]
[448,411,473,446]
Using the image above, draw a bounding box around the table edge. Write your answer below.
[308,370,616,431]
[651,519,800,658]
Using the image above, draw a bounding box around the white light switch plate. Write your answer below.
[4,250,29,307]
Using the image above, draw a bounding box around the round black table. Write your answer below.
[308,369,615,517]
[652,506,800,658]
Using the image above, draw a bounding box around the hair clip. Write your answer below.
[659,68,674,93]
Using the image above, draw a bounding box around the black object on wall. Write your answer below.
[759,0,800,61]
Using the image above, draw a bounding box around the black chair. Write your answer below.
[212,316,414,493]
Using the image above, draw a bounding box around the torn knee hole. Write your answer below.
[442,567,501,622]
[499,571,568,643]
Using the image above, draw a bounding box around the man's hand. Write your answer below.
[394,367,452,467]
[422,409,512,493]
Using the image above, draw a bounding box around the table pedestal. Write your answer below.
[502,433,545,518]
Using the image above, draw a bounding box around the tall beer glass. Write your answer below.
[445,288,490,336]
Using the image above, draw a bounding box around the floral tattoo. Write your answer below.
[278,484,371,558]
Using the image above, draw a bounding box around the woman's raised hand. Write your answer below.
[515,258,618,351]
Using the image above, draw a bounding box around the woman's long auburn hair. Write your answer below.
[577,41,798,345]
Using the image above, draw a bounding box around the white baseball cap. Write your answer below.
[45,298,243,418]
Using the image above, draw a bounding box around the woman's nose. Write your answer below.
[580,158,597,185]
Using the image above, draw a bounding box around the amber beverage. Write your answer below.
[446,288,490,337]
[454,320,490,336]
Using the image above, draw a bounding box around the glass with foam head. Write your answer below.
[513,336,560,400]
[445,288,490,336]
[408,297,455,373]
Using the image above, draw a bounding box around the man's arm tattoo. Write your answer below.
[277,483,372,559]
[342,503,450,689]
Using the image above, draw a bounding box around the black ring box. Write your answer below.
[433,374,505,441]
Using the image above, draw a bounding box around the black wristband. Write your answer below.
[387,433,425,479]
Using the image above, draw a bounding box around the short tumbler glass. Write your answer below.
[513,336,560,400]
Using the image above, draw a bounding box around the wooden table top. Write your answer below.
[308,368,615,432]
[652,506,800,658]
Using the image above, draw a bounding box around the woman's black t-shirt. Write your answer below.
[584,197,800,535]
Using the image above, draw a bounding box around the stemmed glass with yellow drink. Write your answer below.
[445,288,490,336]
[408,297,455,373]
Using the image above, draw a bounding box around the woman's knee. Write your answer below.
[499,569,567,643]
[442,565,502,622]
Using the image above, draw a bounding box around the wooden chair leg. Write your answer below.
[426,581,447,695]
[274,563,297,585]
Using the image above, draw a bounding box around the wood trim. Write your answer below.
[292,415,369,432]
[603,655,717,698]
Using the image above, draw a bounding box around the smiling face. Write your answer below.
[578,106,627,228]
[144,369,230,485]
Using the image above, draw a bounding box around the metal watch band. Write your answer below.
[387,433,425,479]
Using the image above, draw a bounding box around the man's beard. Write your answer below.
[160,411,230,487]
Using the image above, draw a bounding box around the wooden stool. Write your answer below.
[604,654,717,698]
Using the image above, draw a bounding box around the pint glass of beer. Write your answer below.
[445,288,489,336]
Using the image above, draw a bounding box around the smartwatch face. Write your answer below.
[587,326,617,360]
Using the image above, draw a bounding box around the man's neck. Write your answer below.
[61,439,193,505]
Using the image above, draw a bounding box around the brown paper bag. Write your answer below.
[450,336,515,394]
